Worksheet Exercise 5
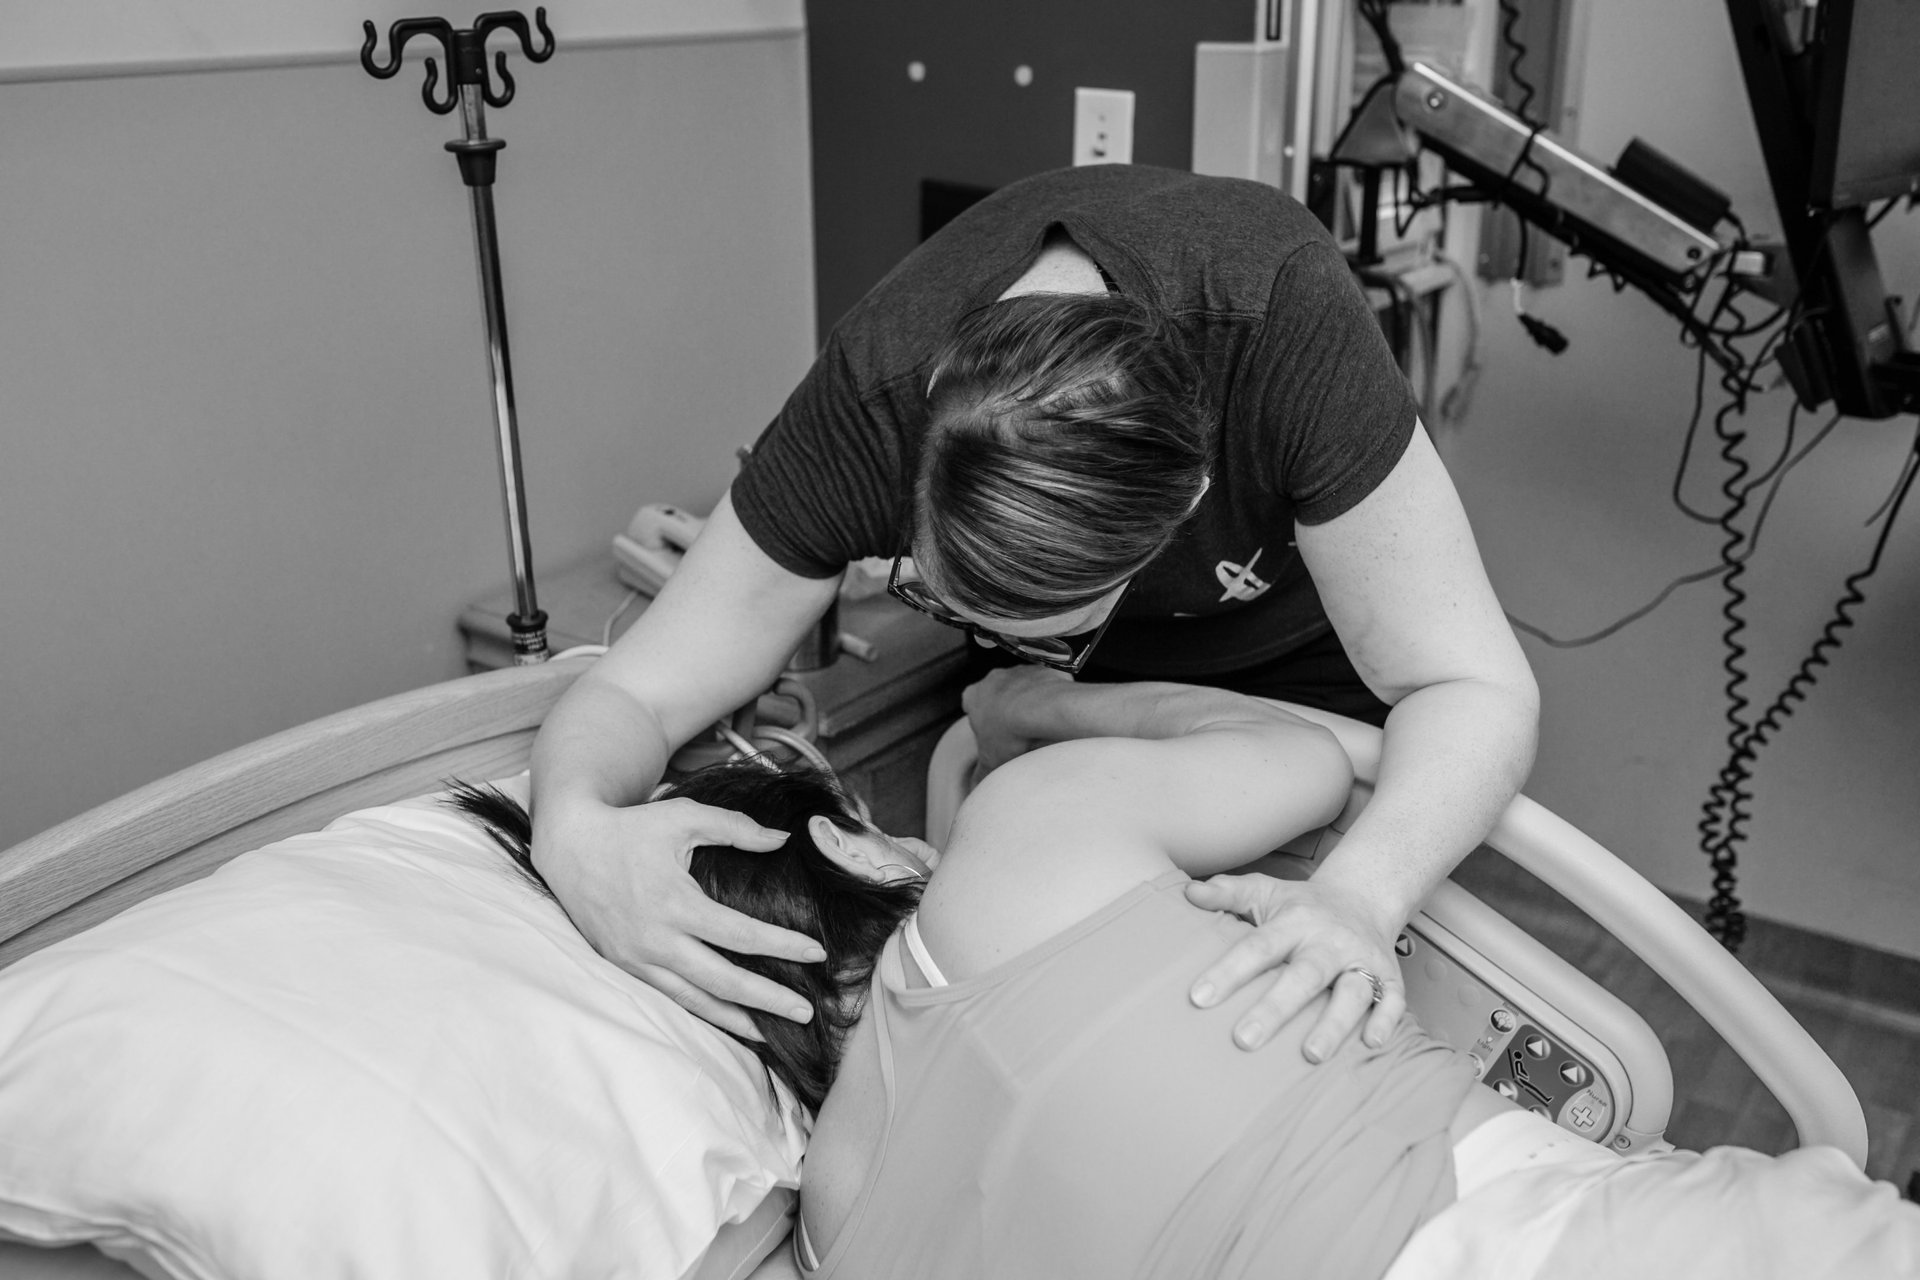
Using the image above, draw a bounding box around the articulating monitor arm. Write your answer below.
[1372,9,1917,419]
[1379,63,1771,373]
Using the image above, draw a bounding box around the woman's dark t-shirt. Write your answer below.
[731,164,1418,677]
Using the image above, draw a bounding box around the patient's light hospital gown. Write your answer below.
[802,872,1920,1279]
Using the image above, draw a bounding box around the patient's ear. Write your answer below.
[808,814,889,882]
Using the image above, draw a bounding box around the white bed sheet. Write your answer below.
[0,1220,802,1280]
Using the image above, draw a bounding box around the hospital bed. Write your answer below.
[0,658,1870,1279]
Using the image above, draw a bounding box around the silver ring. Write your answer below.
[1341,964,1387,1005]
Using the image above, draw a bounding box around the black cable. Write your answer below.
[1502,126,1548,282]
[1666,281,1834,952]
[1488,0,1575,338]
[1670,342,1719,523]
[1393,165,1437,239]
[1483,1,1558,285]
[1695,379,1764,950]
[1745,410,1845,544]
[1685,307,1803,788]
[1491,125,1577,353]
[1512,399,1831,651]
[1692,247,1790,341]
[1689,255,1741,334]
[1699,431,1920,948]
[1507,565,1728,649]
[1671,301,1810,525]
[1690,273,1908,951]
[1356,0,1403,77]
[1863,448,1911,525]
[1406,183,1497,209]
[1682,253,1790,347]
[1710,296,1791,339]
[1738,397,1803,496]
[1496,0,1539,124]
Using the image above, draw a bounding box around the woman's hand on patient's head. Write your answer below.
[962,665,1073,774]
[530,793,826,1040]
[1183,873,1406,1063]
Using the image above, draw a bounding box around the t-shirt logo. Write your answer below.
[1215,547,1271,603]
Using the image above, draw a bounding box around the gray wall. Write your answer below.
[806,0,1252,332]
[1438,0,1920,959]
[0,33,817,850]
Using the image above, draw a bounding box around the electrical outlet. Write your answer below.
[1072,87,1135,166]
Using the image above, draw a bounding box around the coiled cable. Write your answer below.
[1697,431,1920,947]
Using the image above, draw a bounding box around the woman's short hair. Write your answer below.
[448,763,918,1113]
[914,291,1213,620]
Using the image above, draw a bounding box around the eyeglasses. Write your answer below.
[886,556,1130,674]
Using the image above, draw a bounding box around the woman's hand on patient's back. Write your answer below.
[532,793,825,1040]
[1184,873,1406,1063]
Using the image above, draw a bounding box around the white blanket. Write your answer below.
[1389,1113,1919,1280]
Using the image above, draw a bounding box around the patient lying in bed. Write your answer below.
[459,670,1920,1280]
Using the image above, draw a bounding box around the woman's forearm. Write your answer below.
[529,675,674,838]
[969,670,1323,747]
[1309,672,1539,932]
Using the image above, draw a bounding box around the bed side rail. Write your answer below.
[0,657,591,968]
[1281,702,1871,1168]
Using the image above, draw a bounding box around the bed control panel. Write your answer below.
[1244,839,1632,1148]
[1395,928,1617,1143]
[1479,1021,1611,1137]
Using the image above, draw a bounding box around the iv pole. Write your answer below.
[361,9,556,664]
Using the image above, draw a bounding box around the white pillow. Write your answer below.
[0,778,807,1280]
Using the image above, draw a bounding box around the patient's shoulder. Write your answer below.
[945,739,1169,875]
[920,740,1176,979]
[803,1007,888,1263]
[964,736,1166,825]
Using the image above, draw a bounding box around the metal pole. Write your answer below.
[452,83,547,662]
[361,13,555,662]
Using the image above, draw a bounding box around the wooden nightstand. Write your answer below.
[459,554,971,837]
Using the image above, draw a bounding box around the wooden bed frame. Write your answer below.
[0,657,591,970]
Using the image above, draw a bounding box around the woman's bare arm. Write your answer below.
[529,491,845,1037]
[1187,422,1538,1060]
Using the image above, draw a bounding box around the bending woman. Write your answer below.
[458,669,1917,1279]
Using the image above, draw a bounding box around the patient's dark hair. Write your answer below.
[914,292,1213,620]
[446,763,919,1113]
